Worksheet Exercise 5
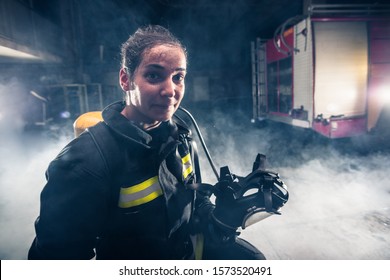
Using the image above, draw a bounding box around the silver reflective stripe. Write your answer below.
[118,176,163,208]
[182,153,193,179]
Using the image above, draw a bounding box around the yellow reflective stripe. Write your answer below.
[181,153,193,179]
[195,233,204,260]
[183,165,193,179]
[121,176,158,194]
[182,153,191,165]
[118,176,163,208]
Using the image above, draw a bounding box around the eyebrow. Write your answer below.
[145,64,186,72]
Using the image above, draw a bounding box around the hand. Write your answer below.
[212,155,289,230]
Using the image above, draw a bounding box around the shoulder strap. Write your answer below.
[86,123,111,176]
[173,114,191,135]
[173,113,204,183]
[86,122,125,185]
[86,122,128,205]
[172,114,202,183]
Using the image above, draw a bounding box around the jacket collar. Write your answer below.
[102,101,183,149]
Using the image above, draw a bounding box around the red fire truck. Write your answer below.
[251,4,390,138]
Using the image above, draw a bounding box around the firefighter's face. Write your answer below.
[120,44,186,126]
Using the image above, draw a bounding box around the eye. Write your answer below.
[173,73,185,83]
[145,72,162,82]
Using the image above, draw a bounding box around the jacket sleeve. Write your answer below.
[28,132,111,260]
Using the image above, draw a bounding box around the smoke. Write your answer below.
[0,136,69,259]
[0,79,71,259]
[0,78,27,137]
[193,106,390,260]
[0,89,389,259]
[243,154,390,260]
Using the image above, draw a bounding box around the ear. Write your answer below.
[119,68,131,91]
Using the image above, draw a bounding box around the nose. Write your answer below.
[160,79,175,98]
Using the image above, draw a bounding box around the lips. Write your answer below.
[152,103,175,110]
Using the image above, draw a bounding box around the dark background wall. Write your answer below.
[0,0,387,126]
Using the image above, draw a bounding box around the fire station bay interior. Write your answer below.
[0,0,390,260]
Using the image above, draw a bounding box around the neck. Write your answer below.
[121,105,161,131]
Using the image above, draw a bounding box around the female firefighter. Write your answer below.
[28,25,266,260]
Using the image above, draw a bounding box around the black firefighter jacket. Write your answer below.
[28,101,213,260]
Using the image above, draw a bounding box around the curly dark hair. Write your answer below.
[121,25,187,77]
